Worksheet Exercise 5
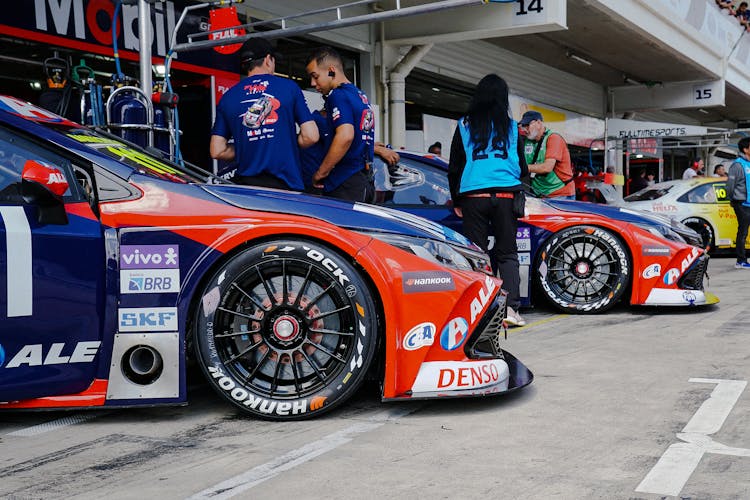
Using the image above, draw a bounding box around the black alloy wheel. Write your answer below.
[194,240,377,420]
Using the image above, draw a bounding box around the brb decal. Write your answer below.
[120,269,180,294]
[403,323,436,351]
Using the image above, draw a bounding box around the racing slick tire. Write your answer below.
[682,217,714,251]
[536,225,631,313]
[194,240,378,420]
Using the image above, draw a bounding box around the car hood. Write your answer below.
[544,198,673,226]
[200,184,473,246]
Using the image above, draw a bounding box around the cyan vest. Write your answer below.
[457,118,521,193]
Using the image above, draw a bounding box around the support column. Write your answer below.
[388,44,433,150]
[138,0,152,96]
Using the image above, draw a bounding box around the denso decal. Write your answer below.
[663,268,680,286]
[402,271,455,293]
[207,366,313,415]
[642,246,671,257]
[2,341,101,368]
[470,275,497,324]
[119,307,178,332]
[120,269,180,294]
[120,245,179,269]
[440,317,469,351]
[410,359,509,393]
[642,263,661,279]
[402,322,436,350]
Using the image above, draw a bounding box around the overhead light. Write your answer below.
[29,81,42,90]
[698,108,710,115]
[153,64,166,77]
[635,154,644,158]
[566,51,592,66]
[431,87,441,92]
[623,75,640,86]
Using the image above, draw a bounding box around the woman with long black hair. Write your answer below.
[448,73,528,327]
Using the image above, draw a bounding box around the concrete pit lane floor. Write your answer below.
[0,255,748,499]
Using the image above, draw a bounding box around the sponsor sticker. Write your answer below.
[642,263,662,279]
[1,341,101,368]
[120,269,180,294]
[402,271,455,293]
[403,322,436,351]
[643,246,671,257]
[519,253,531,266]
[119,307,178,332]
[470,275,497,324]
[663,268,681,286]
[440,317,469,351]
[517,227,531,239]
[410,359,509,393]
[516,238,531,252]
[120,245,179,269]
[682,291,697,304]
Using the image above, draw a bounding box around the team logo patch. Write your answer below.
[440,317,469,351]
[663,268,681,286]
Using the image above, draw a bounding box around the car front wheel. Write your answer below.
[194,240,378,420]
[537,225,630,313]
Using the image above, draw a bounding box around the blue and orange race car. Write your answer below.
[373,152,719,312]
[0,96,531,419]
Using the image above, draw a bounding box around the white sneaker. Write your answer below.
[505,307,526,327]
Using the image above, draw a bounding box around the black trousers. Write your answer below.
[731,200,750,262]
[327,170,374,203]
[461,195,521,309]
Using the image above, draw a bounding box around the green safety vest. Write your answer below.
[524,130,567,197]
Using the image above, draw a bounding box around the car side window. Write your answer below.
[678,183,717,204]
[0,126,83,204]
[373,157,451,206]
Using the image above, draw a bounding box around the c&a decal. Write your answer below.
[208,365,319,415]
[642,263,661,279]
[410,360,509,392]
[403,323,436,350]
[1,341,101,368]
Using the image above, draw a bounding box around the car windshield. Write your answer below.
[624,185,672,201]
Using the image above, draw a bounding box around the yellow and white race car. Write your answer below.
[624,177,749,251]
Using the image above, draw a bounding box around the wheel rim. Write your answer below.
[546,232,622,304]
[212,257,358,399]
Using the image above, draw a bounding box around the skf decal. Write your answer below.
[402,271,455,293]
[470,275,497,324]
[410,360,509,393]
[2,342,101,368]
[642,263,661,279]
[120,269,180,294]
[208,366,311,415]
[440,317,469,351]
[120,245,179,269]
[403,322,436,351]
[119,307,178,332]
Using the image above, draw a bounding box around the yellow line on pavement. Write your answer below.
[509,314,569,333]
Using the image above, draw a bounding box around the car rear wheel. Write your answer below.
[682,217,714,251]
[194,240,378,420]
[537,226,630,313]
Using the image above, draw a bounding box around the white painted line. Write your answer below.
[683,378,747,435]
[636,379,748,497]
[5,413,105,437]
[187,407,416,500]
[0,207,33,317]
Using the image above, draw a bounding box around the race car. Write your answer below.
[0,96,532,420]
[373,151,718,312]
[623,177,750,252]
[242,94,274,129]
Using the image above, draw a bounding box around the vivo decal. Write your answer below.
[120,245,179,269]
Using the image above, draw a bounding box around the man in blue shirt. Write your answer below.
[211,38,318,190]
[306,47,375,202]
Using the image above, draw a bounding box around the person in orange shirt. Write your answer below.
[519,111,575,199]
